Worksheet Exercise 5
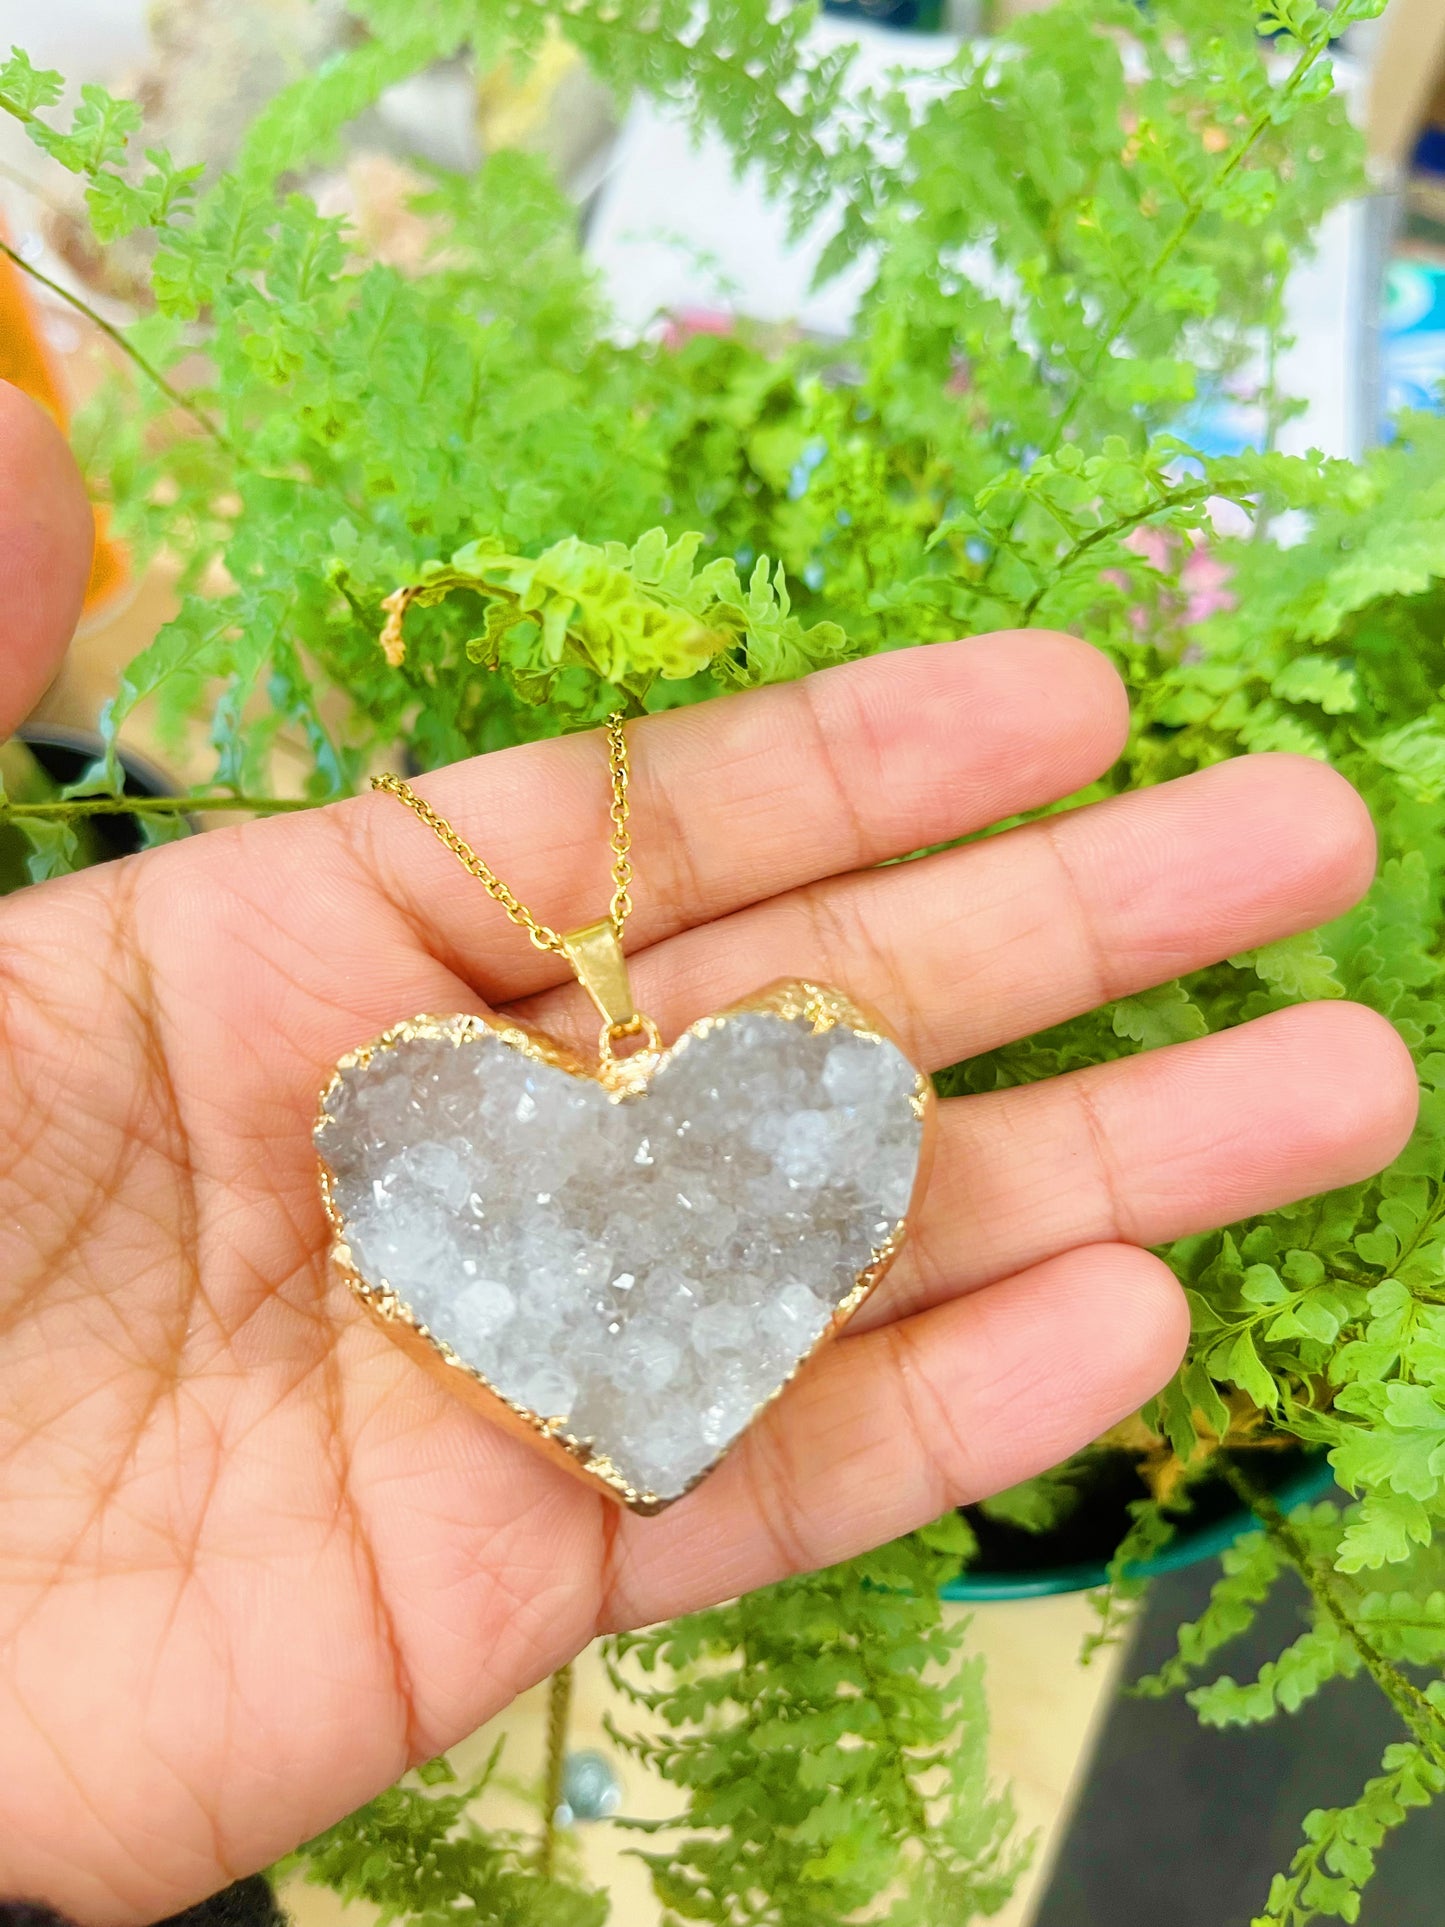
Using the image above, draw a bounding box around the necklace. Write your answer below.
[315,716,932,1512]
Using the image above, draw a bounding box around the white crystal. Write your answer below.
[761,1280,833,1349]
[318,1008,923,1501]
[823,1036,894,1109]
[690,1299,755,1357]
[515,1363,578,1417]
[701,1366,762,1448]
[613,1322,682,1392]
[769,1108,838,1187]
[629,1406,712,1494]
[451,1276,516,1343]
[402,1140,474,1212]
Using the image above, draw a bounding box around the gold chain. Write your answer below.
[603,711,633,934]
[370,712,634,956]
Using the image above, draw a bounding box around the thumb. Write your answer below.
[0,381,94,742]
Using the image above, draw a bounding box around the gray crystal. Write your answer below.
[319,1007,924,1502]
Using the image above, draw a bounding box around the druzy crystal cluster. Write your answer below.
[317,1007,924,1502]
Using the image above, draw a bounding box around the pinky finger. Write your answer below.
[601,1243,1190,1628]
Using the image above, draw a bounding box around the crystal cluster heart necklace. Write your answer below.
[315,715,933,1512]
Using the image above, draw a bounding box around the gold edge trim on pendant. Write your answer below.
[314,978,933,1515]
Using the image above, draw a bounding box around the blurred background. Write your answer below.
[0,1,1438,628]
[3,0,1444,711]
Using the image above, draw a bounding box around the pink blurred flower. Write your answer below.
[1178,546,1235,625]
[660,306,737,351]
[1108,524,1236,632]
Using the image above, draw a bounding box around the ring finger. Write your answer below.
[854,997,1417,1333]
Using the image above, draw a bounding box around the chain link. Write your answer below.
[371,713,635,953]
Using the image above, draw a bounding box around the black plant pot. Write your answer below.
[1,724,191,891]
[941,1447,1335,1602]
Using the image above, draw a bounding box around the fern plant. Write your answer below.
[604,1518,1025,1926]
[4,2,1444,1922]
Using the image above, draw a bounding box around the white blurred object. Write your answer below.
[373,64,481,174]
[1236,48,1392,460]
[0,0,150,83]
[587,17,960,340]
[1283,200,1383,460]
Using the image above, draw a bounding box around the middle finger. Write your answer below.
[515,750,1376,1069]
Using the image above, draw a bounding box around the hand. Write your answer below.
[0,382,1417,1922]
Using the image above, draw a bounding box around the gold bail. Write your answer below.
[561,918,637,1030]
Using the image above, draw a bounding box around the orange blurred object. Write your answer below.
[0,219,128,614]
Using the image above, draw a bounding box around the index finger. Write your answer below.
[333,628,1128,1003]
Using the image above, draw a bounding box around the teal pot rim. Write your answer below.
[940,1453,1336,1603]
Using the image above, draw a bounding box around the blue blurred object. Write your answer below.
[1167,386,1266,461]
[1414,123,1445,180]
[821,0,945,28]
[1384,257,1445,422]
[555,1749,623,1826]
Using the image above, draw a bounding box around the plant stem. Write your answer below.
[1019,481,1216,624]
[0,92,41,135]
[1220,1460,1445,1757]
[0,235,230,450]
[539,1660,574,1879]
[0,794,313,820]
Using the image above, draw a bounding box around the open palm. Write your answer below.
[0,389,1418,1922]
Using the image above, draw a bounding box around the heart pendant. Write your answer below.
[315,982,932,1512]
